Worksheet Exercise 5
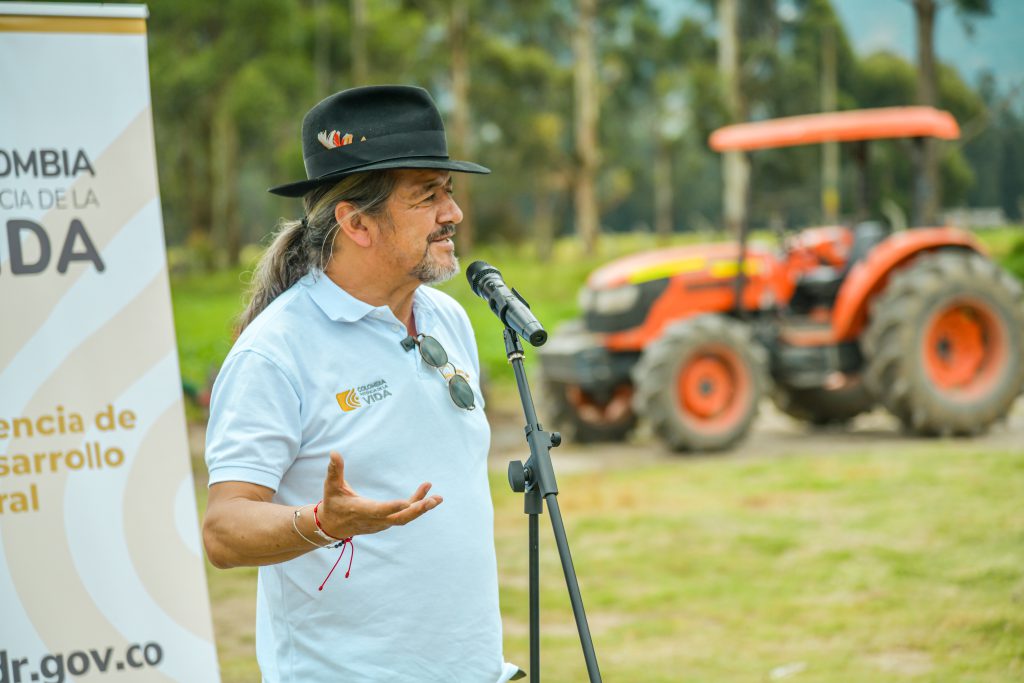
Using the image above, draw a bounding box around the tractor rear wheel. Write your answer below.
[633,315,767,452]
[542,380,636,443]
[771,380,874,427]
[863,250,1024,435]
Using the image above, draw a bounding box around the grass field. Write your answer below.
[170,226,1024,401]
[175,227,1024,681]
[169,231,718,398]
[199,443,1024,682]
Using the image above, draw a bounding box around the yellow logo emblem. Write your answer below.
[336,389,362,412]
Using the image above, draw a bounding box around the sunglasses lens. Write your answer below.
[448,375,476,410]
[418,336,448,368]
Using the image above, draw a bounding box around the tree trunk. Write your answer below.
[573,0,600,255]
[913,0,939,226]
[184,120,213,248]
[350,0,368,86]
[314,0,331,95]
[212,104,241,268]
[821,21,840,224]
[449,0,475,253]
[718,0,748,236]
[534,182,556,263]
[653,139,673,243]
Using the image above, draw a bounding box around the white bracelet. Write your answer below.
[293,506,331,548]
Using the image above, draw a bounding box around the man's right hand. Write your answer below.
[315,451,443,539]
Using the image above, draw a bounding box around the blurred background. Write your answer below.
[147,0,1024,259]
[149,0,1024,405]
[115,0,1024,679]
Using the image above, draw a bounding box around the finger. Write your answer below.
[387,495,443,526]
[326,451,343,485]
[407,482,432,504]
[359,497,413,518]
[324,451,357,496]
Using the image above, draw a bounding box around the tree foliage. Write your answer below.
[140,0,1022,266]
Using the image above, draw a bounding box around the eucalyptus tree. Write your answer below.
[909,0,991,225]
[147,0,311,267]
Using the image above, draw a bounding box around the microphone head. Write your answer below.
[466,260,500,295]
[523,321,548,347]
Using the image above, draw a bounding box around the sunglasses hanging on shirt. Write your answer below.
[401,334,476,411]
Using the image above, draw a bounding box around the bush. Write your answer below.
[1002,235,1024,283]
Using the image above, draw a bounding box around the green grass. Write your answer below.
[171,267,250,399]
[168,231,719,396]
[201,445,1024,682]
[170,226,1024,399]
[181,227,1024,680]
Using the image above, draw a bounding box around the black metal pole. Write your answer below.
[503,327,602,683]
[545,494,600,679]
[529,504,540,680]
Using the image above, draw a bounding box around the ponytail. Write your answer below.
[237,170,398,333]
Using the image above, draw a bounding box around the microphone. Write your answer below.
[466,261,548,347]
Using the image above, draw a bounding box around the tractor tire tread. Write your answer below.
[632,315,767,453]
[863,250,1024,435]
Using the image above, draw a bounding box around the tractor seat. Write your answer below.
[794,266,844,303]
[790,221,888,312]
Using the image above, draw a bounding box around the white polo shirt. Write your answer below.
[205,271,516,683]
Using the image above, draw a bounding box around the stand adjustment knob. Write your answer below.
[550,431,562,447]
[508,460,527,492]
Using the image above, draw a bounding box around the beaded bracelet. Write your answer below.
[309,500,356,590]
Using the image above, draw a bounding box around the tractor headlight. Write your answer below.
[587,284,641,315]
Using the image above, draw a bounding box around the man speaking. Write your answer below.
[201,85,520,682]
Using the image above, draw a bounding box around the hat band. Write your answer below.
[304,130,449,179]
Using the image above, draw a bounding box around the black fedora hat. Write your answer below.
[269,85,490,197]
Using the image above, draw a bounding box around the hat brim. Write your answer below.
[268,157,491,198]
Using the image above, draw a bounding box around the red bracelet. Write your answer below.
[313,500,345,542]
[312,500,356,591]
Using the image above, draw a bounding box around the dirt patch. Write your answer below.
[188,398,1024,476]
[486,396,1024,474]
[863,649,935,676]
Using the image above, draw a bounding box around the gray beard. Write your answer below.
[412,252,459,284]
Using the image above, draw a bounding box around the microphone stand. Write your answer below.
[502,326,603,683]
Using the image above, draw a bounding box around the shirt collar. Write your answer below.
[302,271,376,322]
[301,270,439,326]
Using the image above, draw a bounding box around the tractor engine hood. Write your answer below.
[579,242,779,335]
[586,242,775,290]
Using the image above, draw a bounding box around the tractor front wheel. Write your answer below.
[633,315,767,452]
[863,250,1024,435]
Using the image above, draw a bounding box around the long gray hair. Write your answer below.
[237,170,398,333]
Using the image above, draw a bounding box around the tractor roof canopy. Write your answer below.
[709,106,960,152]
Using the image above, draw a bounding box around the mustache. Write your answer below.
[428,225,456,242]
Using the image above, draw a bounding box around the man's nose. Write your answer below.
[439,194,464,225]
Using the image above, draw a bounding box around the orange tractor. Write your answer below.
[537,107,1024,452]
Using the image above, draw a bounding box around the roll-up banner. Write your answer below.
[0,3,220,681]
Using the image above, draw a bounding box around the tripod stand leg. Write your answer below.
[546,495,602,682]
[529,511,540,682]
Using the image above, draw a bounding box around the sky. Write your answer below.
[654,0,1023,98]
[833,0,1023,95]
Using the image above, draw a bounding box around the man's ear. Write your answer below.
[335,201,373,248]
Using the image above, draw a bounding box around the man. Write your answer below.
[202,85,521,682]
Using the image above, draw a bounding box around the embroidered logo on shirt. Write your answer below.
[336,379,393,413]
[335,389,361,412]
